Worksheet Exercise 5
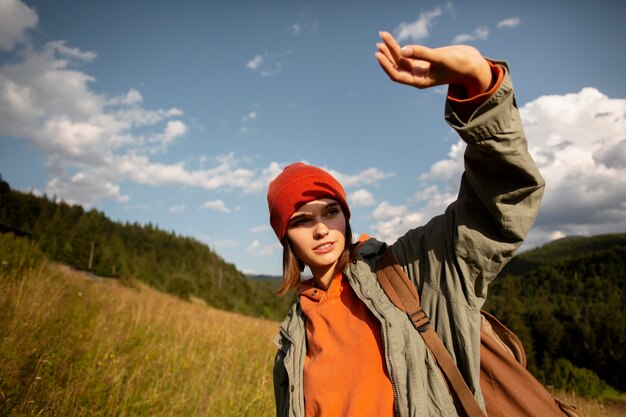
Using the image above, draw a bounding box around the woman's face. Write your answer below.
[286,198,346,277]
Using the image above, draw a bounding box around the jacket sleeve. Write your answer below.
[390,61,545,308]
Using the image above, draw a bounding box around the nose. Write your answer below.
[313,221,329,239]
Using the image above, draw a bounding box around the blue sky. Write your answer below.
[1,0,625,275]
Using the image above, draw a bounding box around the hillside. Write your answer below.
[486,233,626,393]
[501,233,626,276]
[0,250,278,416]
[0,175,294,321]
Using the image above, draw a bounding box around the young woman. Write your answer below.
[267,32,544,417]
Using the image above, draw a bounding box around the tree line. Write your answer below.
[0,176,295,321]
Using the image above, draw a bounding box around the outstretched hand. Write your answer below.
[375,31,492,97]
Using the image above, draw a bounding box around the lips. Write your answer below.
[313,241,335,253]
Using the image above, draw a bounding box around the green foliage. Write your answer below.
[0,176,293,321]
[546,359,616,398]
[486,235,626,395]
[165,272,198,300]
[0,233,44,275]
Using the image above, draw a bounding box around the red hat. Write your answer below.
[267,163,350,242]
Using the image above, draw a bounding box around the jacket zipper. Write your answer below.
[384,320,403,417]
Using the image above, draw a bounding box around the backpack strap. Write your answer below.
[376,248,486,417]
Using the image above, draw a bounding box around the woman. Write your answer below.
[267,32,544,417]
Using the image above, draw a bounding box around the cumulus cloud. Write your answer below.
[394,4,453,42]
[521,88,626,237]
[452,26,489,44]
[0,2,289,207]
[348,189,376,208]
[371,202,408,221]
[329,167,395,187]
[497,17,521,28]
[201,199,231,213]
[148,120,188,152]
[367,87,626,247]
[0,0,38,51]
[247,240,282,257]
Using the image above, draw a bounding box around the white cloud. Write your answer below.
[329,167,395,187]
[242,111,257,122]
[246,55,263,70]
[348,188,376,208]
[452,26,489,44]
[497,17,521,29]
[520,88,626,237]
[0,0,38,51]
[148,119,187,151]
[46,172,129,207]
[0,7,287,207]
[367,87,626,247]
[394,5,446,42]
[246,52,286,77]
[371,201,408,221]
[169,205,186,213]
[46,40,97,61]
[247,239,282,257]
[201,199,231,213]
[196,234,239,248]
[250,224,271,234]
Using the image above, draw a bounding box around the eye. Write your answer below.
[324,206,341,217]
[289,217,310,228]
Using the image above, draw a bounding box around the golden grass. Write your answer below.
[554,390,626,417]
[2,262,624,416]
[1,264,278,416]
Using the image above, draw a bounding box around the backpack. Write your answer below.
[375,248,580,417]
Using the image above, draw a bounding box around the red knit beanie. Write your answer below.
[267,163,350,242]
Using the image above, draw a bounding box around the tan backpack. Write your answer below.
[375,248,580,417]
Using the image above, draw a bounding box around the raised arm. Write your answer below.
[376,32,545,306]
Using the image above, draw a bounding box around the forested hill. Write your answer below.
[486,233,626,393]
[0,176,294,321]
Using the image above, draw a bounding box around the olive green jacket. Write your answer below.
[273,63,545,417]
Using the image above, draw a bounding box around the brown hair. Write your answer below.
[276,220,353,296]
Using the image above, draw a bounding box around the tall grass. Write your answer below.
[1,262,278,416]
[1,254,625,416]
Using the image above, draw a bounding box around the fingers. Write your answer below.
[379,31,404,64]
[375,49,415,87]
[400,44,438,64]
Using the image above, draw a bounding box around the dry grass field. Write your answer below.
[1,264,278,416]
[1,262,624,416]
